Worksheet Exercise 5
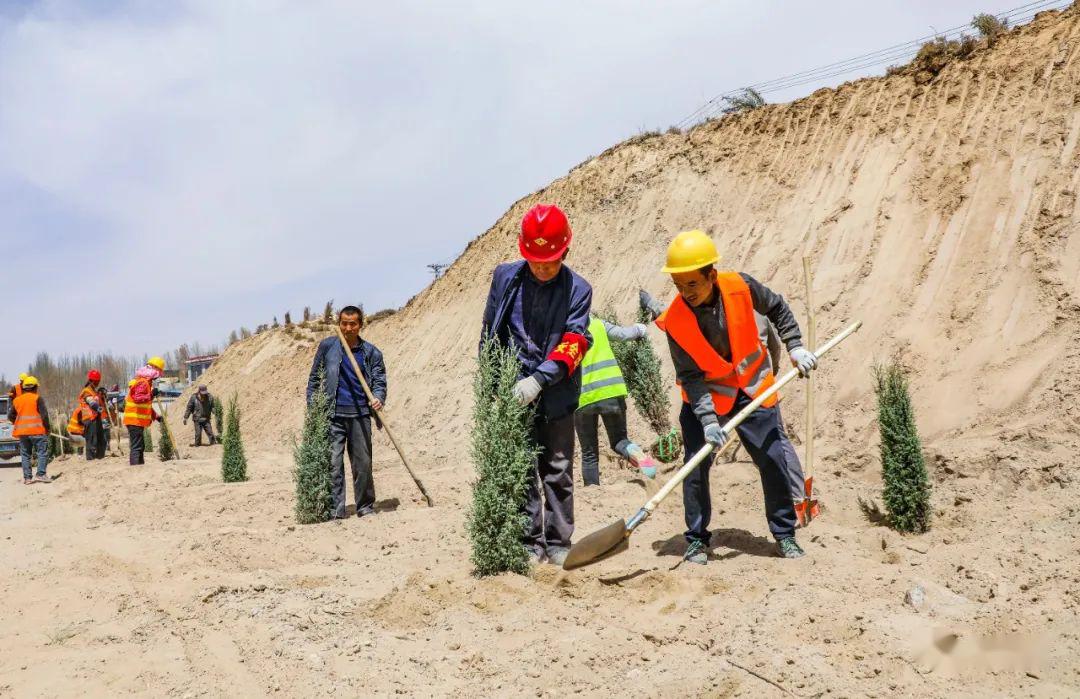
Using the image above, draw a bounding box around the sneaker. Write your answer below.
[777,537,805,559]
[23,478,33,485]
[683,539,708,565]
[356,506,375,518]
[546,546,570,567]
[527,548,545,565]
[32,475,53,484]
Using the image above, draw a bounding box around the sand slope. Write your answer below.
[3,7,1080,697]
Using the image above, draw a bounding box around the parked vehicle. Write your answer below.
[0,395,18,461]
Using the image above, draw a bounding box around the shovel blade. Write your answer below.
[795,477,821,527]
[562,519,629,570]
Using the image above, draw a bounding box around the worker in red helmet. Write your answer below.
[480,203,593,567]
[78,369,107,460]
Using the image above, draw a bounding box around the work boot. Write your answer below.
[546,547,570,567]
[683,539,708,565]
[777,537,805,559]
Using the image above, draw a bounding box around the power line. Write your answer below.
[676,0,1071,129]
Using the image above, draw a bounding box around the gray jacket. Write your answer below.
[306,336,387,428]
[666,273,803,427]
[184,393,214,423]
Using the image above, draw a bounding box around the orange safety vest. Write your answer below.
[13,383,24,398]
[78,385,102,422]
[656,272,777,415]
[123,378,155,427]
[12,392,47,437]
[67,407,85,436]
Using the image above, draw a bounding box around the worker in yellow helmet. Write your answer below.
[647,230,817,564]
[123,357,165,465]
[8,376,53,484]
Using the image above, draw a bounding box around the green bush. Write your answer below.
[144,420,154,452]
[874,363,931,533]
[467,339,538,576]
[722,87,765,114]
[221,394,248,483]
[604,307,672,435]
[157,418,176,461]
[294,371,333,524]
[212,397,224,438]
[972,13,1008,40]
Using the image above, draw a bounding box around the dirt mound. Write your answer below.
[11,6,1077,696]
[180,4,1080,479]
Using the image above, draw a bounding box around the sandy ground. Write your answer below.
[1,438,1077,698]
[5,6,1080,698]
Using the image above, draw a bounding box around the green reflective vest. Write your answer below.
[578,316,628,409]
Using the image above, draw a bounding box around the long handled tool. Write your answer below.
[563,320,862,570]
[334,327,434,507]
[796,256,821,526]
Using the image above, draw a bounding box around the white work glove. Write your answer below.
[633,323,648,336]
[703,423,729,448]
[512,376,542,406]
[638,289,664,322]
[789,347,818,378]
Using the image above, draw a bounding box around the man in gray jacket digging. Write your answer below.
[183,385,216,446]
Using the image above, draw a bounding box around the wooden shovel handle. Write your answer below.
[333,326,434,507]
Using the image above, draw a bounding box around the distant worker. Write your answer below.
[575,315,660,485]
[78,370,106,461]
[653,230,817,564]
[98,386,113,455]
[480,203,592,567]
[124,357,165,465]
[7,372,28,403]
[8,376,52,484]
[183,385,216,447]
[306,306,387,519]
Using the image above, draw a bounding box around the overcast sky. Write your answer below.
[0,0,1019,378]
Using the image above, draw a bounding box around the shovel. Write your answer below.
[796,256,820,527]
[562,320,862,570]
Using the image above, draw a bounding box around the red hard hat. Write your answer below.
[88,370,101,382]
[519,204,572,263]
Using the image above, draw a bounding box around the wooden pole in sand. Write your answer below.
[802,256,817,482]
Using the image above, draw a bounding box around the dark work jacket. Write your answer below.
[306,336,387,429]
[480,260,593,421]
[184,394,214,423]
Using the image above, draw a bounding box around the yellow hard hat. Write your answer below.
[661,230,720,274]
[22,375,39,388]
[19,372,28,381]
[148,356,166,371]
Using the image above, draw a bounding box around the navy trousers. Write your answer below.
[680,393,798,545]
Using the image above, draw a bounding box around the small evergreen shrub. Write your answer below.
[294,370,333,524]
[874,363,932,533]
[221,394,248,482]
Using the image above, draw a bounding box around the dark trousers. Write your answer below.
[193,420,215,446]
[524,413,576,553]
[680,394,798,545]
[128,426,146,465]
[574,397,632,485]
[83,418,103,461]
[330,414,374,518]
